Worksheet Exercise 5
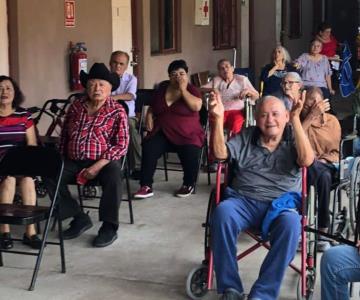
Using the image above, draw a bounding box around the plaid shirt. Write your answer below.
[60,96,129,161]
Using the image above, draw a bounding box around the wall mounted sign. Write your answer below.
[195,0,210,26]
[64,0,75,28]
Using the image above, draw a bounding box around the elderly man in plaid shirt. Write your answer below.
[46,63,129,247]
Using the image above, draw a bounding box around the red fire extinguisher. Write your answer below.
[69,42,88,91]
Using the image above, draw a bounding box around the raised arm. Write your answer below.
[291,91,315,167]
[179,77,202,112]
[209,91,228,160]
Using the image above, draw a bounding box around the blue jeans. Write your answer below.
[321,245,360,300]
[211,187,301,300]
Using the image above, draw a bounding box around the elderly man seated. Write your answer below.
[301,86,341,251]
[208,92,314,299]
[46,63,129,248]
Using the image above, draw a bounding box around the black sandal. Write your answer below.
[0,232,13,249]
[22,234,42,249]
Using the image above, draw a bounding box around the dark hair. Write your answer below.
[110,51,130,64]
[317,22,332,33]
[167,60,188,75]
[0,75,25,108]
[305,86,324,99]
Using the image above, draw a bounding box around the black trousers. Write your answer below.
[45,159,122,225]
[308,160,335,228]
[140,131,201,187]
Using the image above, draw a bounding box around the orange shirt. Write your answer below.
[305,113,341,163]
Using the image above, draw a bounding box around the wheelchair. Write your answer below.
[186,162,316,300]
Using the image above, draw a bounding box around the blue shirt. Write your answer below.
[112,72,137,117]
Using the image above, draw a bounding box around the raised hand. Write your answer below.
[290,90,306,121]
[208,90,224,120]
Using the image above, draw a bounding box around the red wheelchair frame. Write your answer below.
[186,163,317,300]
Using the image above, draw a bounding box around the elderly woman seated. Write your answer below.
[134,59,204,199]
[0,75,41,250]
[301,86,341,251]
[201,59,259,135]
[274,72,304,111]
[260,45,297,96]
[46,63,129,248]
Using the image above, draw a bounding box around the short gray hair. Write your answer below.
[255,95,286,116]
[284,72,303,85]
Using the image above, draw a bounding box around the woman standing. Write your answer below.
[0,75,41,250]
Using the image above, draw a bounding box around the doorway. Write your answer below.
[111,0,142,84]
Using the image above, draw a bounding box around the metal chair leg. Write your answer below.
[29,216,52,291]
[58,216,66,273]
[125,171,134,224]
[163,154,168,181]
[0,250,3,266]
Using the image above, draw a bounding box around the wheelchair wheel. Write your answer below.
[296,271,316,300]
[186,265,209,300]
[349,157,360,234]
[35,178,48,198]
[82,186,99,199]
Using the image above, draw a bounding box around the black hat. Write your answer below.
[80,63,120,91]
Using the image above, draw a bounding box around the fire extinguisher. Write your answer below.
[69,42,88,91]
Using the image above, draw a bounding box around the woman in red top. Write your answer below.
[134,60,204,199]
[316,22,338,58]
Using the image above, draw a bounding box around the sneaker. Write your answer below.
[23,234,42,249]
[0,232,13,249]
[62,213,93,240]
[220,288,245,300]
[92,222,118,247]
[175,185,194,198]
[134,186,154,199]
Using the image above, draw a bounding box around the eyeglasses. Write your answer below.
[281,80,300,87]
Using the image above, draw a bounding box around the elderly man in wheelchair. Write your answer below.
[208,91,314,299]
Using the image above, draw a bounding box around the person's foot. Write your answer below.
[220,288,245,300]
[130,170,141,180]
[317,237,332,252]
[92,222,118,247]
[0,232,13,249]
[62,213,93,240]
[134,186,154,199]
[23,234,42,249]
[175,185,194,198]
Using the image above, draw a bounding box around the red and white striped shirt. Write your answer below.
[60,96,129,161]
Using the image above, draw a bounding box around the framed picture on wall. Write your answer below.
[289,0,302,39]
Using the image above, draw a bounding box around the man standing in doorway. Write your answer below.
[110,50,141,179]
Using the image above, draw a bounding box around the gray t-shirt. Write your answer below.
[226,126,301,202]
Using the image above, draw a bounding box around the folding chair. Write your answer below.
[0,146,65,291]
[191,71,211,88]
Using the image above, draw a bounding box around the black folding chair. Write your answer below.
[0,146,65,291]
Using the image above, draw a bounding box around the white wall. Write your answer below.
[0,0,9,75]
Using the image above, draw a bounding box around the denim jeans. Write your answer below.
[321,245,360,300]
[210,187,301,300]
